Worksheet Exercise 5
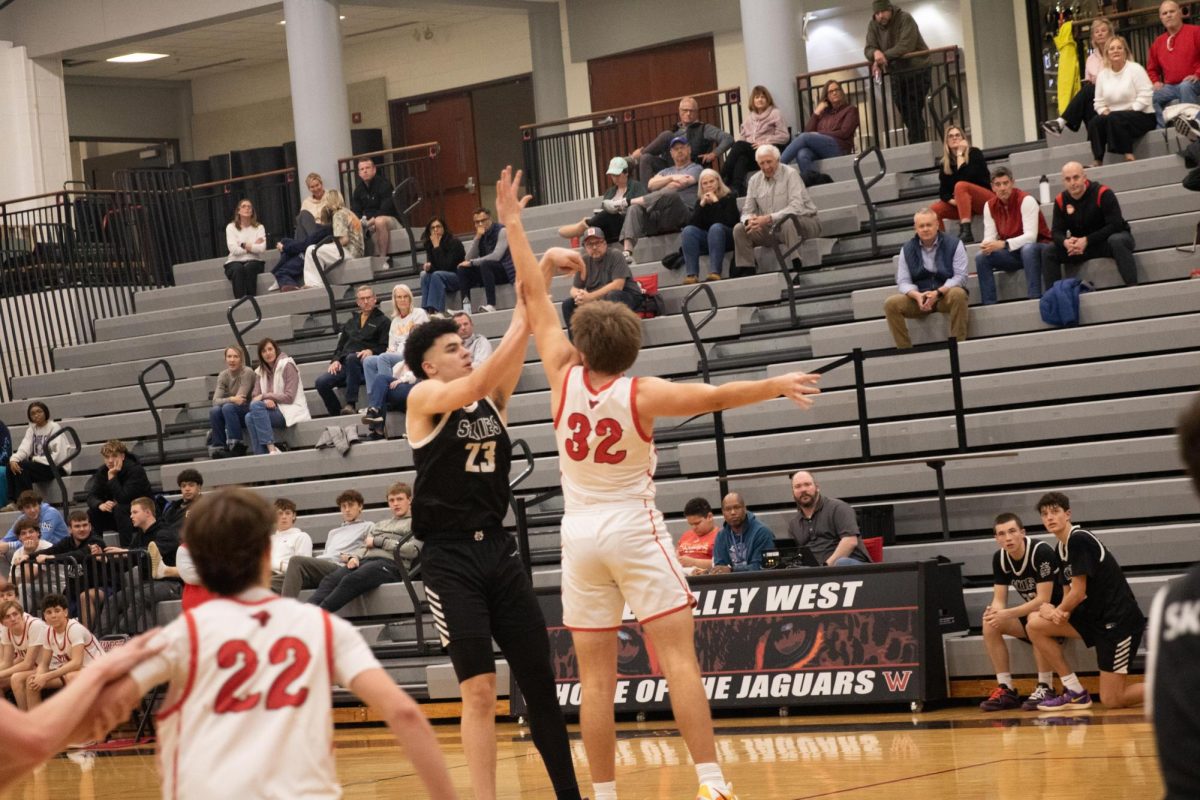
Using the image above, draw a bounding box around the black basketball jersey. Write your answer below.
[1056,526,1145,633]
[411,397,512,537]
[992,538,1063,606]
[1147,564,1200,799]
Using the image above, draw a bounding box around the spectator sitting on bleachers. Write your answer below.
[350,157,402,261]
[208,346,254,458]
[0,598,46,695]
[781,80,861,178]
[733,145,820,276]
[1044,17,1114,138]
[1148,2,1200,128]
[418,217,467,316]
[676,497,718,575]
[5,402,70,507]
[296,172,327,238]
[455,311,493,368]
[363,284,429,398]
[978,512,1063,713]
[931,125,994,244]
[12,594,101,712]
[316,285,390,417]
[108,497,181,632]
[620,137,704,264]
[0,419,10,511]
[630,95,733,184]
[160,468,203,540]
[302,190,365,289]
[269,498,312,594]
[883,208,969,349]
[3,493,68,563]
[708,492,774,573]
[280,489,372,598]
[246,337,311,456]
[8,518,51,582]
[84,440,151,542]
[273,220,333,292]
[681,169,739,284]
[721,85,791,196]
[557,228,642,332]
[1091,36,1156,165]
[223,199,267,300]
[457,207,515,314]
[557,157,647,245]
[35,510,106,629]
[975,166,1052,305]
[1043,162,1138,287]
[307,482,417,612]
[787,470,869,566]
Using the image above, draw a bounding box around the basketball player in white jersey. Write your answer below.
[496,167,821,800]
[87,487,457,800]
[0,599,46,698]
[15,593,103,712]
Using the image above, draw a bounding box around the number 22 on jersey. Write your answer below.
[214,637,311,713]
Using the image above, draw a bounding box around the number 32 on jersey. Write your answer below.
[564,414,626,464]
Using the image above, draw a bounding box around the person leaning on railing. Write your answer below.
[224,199,267,300]
[556,157,647,245]
[781,80,860,178]
[720,85,790,196]
[1044,16,1114,138]
[865,1,932,144]
[629,95,733,184]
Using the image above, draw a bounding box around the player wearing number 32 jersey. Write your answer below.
[497,165,821,800]
[93,488,457,800]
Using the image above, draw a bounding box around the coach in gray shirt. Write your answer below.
[787,470,869,566]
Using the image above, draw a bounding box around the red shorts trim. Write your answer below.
[639,598,697,625]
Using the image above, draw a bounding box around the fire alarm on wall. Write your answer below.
[351,112,362,124]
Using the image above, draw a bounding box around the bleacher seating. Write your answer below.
[4,131,1199,703]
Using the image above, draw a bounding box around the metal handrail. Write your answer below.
[681,283,730,498]
[389,177,423,272]
[518,86,743,134]
[310,236,346,333]
[853,146,888,257]
[137,359,176,466]
[509,438,536,577]
[925,81,960,142]
[765,213,816,328]
[226,295,264,365]
[794,46,962,84]
[42,426,81,515]
[388,531,436,654]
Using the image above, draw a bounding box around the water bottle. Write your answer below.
[462,296,472,315]
[1039,175,1051,205]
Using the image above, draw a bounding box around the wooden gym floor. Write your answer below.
[1,702,1162,799]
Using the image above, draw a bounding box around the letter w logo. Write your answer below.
[883,671,912,692]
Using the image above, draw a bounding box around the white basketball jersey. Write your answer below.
[0,616,46,663]
[130,589,380,800]
[45,619,101,668]
[554,366,657,510]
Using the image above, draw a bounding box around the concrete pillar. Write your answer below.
[738,0,808,130]
[960,0,1026,148]
[0,44,71,199]
[527,3,569,126]
[283,0,352,186]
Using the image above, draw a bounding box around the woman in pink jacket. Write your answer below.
[719,85,791,195]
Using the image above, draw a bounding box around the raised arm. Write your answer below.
[635,371,820,426]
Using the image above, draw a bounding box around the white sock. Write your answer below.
[1038,672,1054,687]
[696,762,727,789]
[1055,116,1066,126]
[1062,673,1084,693]
[997,672,1013,689]
[593,781,617,800]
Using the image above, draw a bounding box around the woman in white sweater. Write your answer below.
[361,284,429,393]
[5,402,70,507]
[224,199,267,299]
[245,338,311,456]
[1089,35,1156,166]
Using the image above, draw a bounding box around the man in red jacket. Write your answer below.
[975,167,1053,305]
[1149,1,1200,128]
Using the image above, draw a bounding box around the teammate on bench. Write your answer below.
[979,512,1064,712]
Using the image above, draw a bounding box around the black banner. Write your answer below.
[528,563,947,712]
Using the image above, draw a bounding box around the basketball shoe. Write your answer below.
[1021,682,1055,711]
[1037,688,1093,711]
[696,783,738,800]
[979,685,1020,712]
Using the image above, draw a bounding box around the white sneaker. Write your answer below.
[478,304,496,313]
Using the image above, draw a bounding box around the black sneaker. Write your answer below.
[361,407,384,424]
[1042,119,1064,137]
[980,685,1020,712]
[1022,682,1054,711]
[228,441,248,457]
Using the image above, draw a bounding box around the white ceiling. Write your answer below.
[61,4,498,80]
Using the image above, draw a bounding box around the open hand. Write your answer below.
[495,166,533,226]
[778,371,821,409]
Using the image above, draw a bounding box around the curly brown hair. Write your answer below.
[571,301,642,375]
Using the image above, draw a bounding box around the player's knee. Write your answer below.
[459,673,496,709]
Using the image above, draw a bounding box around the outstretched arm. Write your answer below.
[494,167,579,391]
[635,371,820,425]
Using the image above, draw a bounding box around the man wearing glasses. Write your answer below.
[555,227,642,333]
[457,208,515,313]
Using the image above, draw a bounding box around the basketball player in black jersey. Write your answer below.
[1146,397,1200,798]
[1026,491,1146,711]
[404,307,582,800]
[979,512,1064,712]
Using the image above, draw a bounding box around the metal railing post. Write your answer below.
[226,295,264,365]
[853,348,872,460]
[137,359,176,466]
[948,337,967,451]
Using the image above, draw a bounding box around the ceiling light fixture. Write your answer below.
[106,52,169,63]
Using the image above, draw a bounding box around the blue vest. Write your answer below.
[901,232,961,293]
[480,223,515,280]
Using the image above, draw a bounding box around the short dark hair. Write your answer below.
[1036,492,1071,513]
[177,468,204,487]
[683,497,712,517]
[15,490,41,510]
[571,301,642,375]
[274,498,297,514]
[356,156,376,167]
[387,482,412,499]
[13,518,38,536]
[131,497,156,515]
[472,207,492,218]
[68,510,89,524]
[993,512,1024,531]
[25,401,49,423]
[41,594,68,613]
[404,318,460,379]
[336,489,365,508]
[183,488,273,596]
[990,166,1014,183]
[1179,395,1200,496]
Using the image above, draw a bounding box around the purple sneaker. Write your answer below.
[1036,688,1093,711]
[980,685,1021,712]
[1021,683,1054,711]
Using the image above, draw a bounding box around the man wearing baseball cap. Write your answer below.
[557,156,647,244]
[865,2,932,143]
[619,137,704,264]
[630,95,733,183]
[555,227,642,333]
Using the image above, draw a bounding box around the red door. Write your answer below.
[392,92,480,235]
